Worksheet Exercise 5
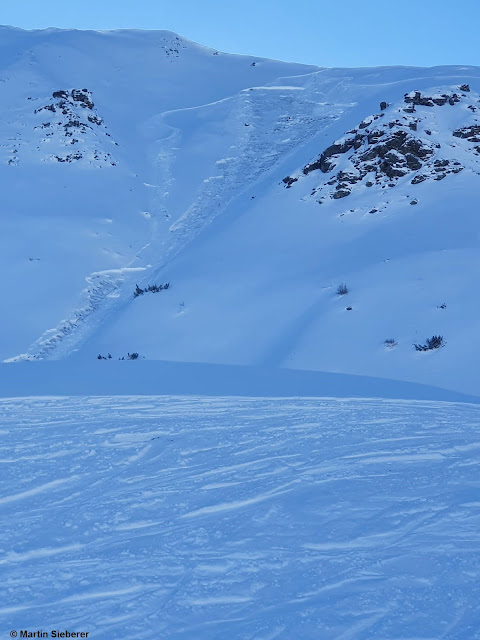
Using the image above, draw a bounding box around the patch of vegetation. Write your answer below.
[97,352,140,360]
[414,335,445,351]
[384,339,397,348]
[134,282,170,298]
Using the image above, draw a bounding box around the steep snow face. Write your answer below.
[2,26,480,395]
[2,395,480,638]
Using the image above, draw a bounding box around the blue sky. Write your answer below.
[2,0,479,67]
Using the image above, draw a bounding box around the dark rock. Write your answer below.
[408,122,418,131]
[380,161,406,178]
[411,175,426,185]
[71,89,94,109]
[460,84,470,92]
[410,199,418,205]
[453,125,480,139]
[304,135,363,175]
[358,118,373,129]
[53,90,69,99]
[405,154,422,170]
[404,91,434,107]
[434,159,449,167]
[380,101,389,110]
[87,115,103,125]
[403,137,434,159]
[35,104,55,114]
[337,170,363,185]
[353,135,364,150]
[367,130,384,144]
[365,181,374,187]
[282,176,298,188]
[432,95,448,106]
[332,189,350,199]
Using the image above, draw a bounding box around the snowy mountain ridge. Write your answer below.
[1,26,480,395]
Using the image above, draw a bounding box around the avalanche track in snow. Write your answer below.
[14,71,342,362]
[1,395,480,639]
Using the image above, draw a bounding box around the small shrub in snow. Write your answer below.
[437,303,447,309]
[414,335,445,351]
[337,283,348,295]
[384,339,397,348]
[134,284,144,298]
[117,352,140,360]
[133,282,170,298]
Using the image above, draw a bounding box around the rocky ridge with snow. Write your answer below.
[2,87,118,167]
[284,86,480,211]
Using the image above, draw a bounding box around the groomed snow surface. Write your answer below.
[2,388,480,639]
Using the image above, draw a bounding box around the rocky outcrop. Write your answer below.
[404,90,461,108]
[26,89,117,166]
[71,89,94,109]
[453,126,480,141]
[282,87,480,203]
[303,135,364,175]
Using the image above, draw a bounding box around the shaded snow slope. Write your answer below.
[2,394,480,638]
[2,26,480,395]
[1,361,478,403]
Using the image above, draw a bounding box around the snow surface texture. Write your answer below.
[2,394,480,639]
[2,27,480,395]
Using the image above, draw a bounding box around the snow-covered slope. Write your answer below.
[0,26,316,361]
[2,394,480,638]
[1,26,480,395]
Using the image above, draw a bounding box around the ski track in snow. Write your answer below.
[1,395,480,638]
